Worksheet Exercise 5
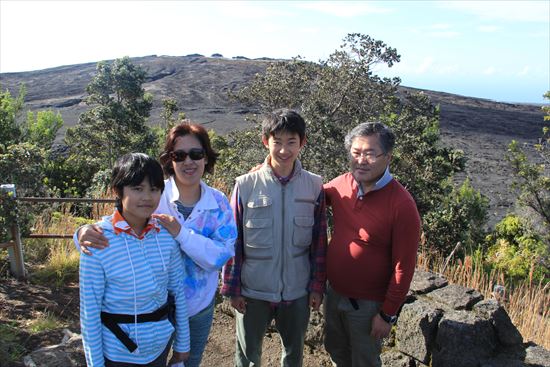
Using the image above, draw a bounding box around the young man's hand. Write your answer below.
[370,312,392,339]
[230,296,247,314]
[309,292,323,311]
[151,213,181,237]
[78,224,109,255]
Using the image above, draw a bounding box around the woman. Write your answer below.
[78,122,237,367]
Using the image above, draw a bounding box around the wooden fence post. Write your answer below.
[0,184,26,278]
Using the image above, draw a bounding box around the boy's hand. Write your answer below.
[78,224,109,255]
[230,296,247,314]
[151,213,181,237]
[309,292,323,311]
[168,350,189,365]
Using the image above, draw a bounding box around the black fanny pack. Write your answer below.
[101,301,172,352]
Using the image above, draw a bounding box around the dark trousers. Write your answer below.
[104,337,172,367]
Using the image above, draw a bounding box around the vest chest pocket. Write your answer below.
[293,216,314,254]
[244,218,273,259]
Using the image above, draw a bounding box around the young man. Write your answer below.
[221,109,327,367]
[323,122,421,367]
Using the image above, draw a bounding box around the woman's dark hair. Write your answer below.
[159,120,219,176]
[111,153,165,212]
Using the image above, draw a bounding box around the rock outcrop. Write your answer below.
[23,270,549,367]
[379,270,548,367]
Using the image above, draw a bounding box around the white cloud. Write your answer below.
[296,1,391,17]
[517,66,530,76]
[430,23,452,30]
[440,1,549,22]
[427,31,460,38]
[478,25,500,33]
[436,65,459,75]
[408,23,460,38]
[416,57,434,74]
[483,66,497,75]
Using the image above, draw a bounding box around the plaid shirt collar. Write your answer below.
[111,210,160,240]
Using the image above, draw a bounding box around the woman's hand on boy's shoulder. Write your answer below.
[152,213,181,237]
[78,224,109,256]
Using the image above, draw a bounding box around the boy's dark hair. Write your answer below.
[159,120,219,176]
[262,109,306,143]
[111,153,165,212]
[344,122,396,154]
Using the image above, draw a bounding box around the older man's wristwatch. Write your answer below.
[379,311,397,325]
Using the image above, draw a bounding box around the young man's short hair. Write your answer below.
[262,109,306,143]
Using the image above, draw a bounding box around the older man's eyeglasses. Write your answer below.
[350,150,385,163]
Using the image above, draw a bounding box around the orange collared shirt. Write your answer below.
[111,210,160,240]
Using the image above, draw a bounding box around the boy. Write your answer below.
[79,153,189,366]
[222,109,327,367]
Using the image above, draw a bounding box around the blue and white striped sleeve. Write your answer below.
[80,251,106,367]
[168,244,190,353]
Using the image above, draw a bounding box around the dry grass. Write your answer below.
[418,245,550,349]
[24,200,114,286]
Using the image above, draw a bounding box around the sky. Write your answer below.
[0,0,549,104]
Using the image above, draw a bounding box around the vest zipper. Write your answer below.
[280,184,286,301]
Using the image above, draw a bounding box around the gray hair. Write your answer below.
[344,122,395,154]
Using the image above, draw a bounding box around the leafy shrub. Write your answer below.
[485,214,549,283]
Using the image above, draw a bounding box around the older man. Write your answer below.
[323,122,421,367]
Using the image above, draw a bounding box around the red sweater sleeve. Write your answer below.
[382,198,421,315]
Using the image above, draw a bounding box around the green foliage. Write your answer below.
[381,93,466,215]
[0,85,25,151]
[230,33,401,183]
[161,97,180,130]
[24,109,63,149]
[65,56,158,171]
[0,86,55,242]
[217,33,484,256]
[507,138,550,231]
[485,214,549,283]
[0,142,48,240]
[0,190,18,242]
[423,179,489,255]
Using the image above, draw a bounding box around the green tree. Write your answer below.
[65,57,157,171]
[507,91,550,235]
[0,85,25,152]
[24,110,63,149]
[0,87,52,240]
[216,33,480,255]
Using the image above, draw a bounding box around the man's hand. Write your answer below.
[309,292,323,311]
[168,350,189,366]
[230,296,247,314]
[78,224,109,255]
[370,312,392,339]
[151,213,181,237]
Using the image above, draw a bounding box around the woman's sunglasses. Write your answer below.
[170,148,206,162]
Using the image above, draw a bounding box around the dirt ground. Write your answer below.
[0,270,332,367]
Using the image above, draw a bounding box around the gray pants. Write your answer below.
[324,286,382,367]
[234,295,310,367]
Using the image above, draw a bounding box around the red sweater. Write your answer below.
[324,173,421,315]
